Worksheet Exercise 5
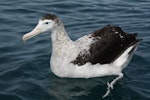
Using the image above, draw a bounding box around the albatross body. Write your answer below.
[23,14,140,97]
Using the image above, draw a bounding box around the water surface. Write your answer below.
[0,0,150,100]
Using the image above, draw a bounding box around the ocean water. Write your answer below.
[0,0,150,100]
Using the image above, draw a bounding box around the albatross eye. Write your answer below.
[45,22,49,24]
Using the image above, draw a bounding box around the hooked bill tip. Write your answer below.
[22,35,27,42]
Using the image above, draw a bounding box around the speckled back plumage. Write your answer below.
[71,25,139,65]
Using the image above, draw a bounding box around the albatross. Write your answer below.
[23,14,140,98]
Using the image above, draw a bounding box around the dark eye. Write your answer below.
[45,22,49,24]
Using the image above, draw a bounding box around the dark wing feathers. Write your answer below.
[71,25,139,66]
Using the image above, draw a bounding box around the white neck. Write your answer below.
[51,23,72,43]
[50,22,76,75]
[50,22,73,57]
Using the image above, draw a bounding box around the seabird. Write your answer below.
[23,14,140,98]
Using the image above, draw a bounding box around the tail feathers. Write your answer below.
[113,43,139,67]
[129,41,140,54]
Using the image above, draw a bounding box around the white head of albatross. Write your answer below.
[23,14,140,98]
[23,14,60,41]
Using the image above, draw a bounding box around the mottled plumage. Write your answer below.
[72,25,139,65]
[23,14,140,98]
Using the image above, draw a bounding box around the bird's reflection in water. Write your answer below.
[47,73,124,100]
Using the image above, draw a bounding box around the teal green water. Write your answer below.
[0,0,150,100]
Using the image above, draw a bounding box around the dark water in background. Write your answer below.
[0,0,150,100]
